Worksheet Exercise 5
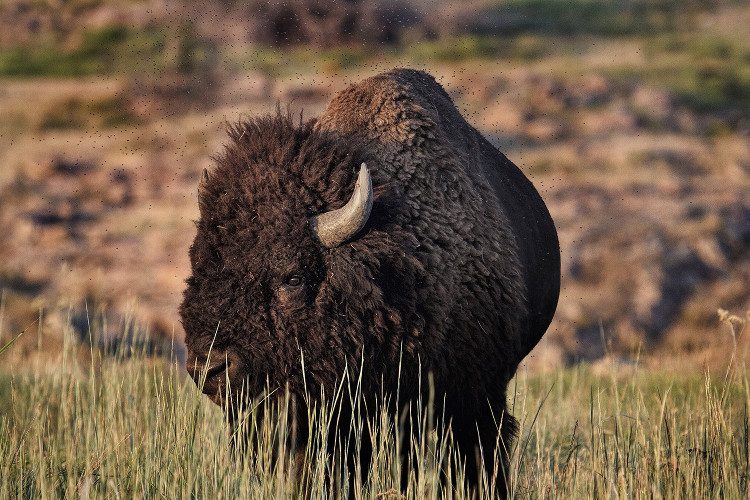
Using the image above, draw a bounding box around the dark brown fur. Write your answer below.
[180,69,560,491]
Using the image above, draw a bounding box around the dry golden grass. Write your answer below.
[0,311,748,498]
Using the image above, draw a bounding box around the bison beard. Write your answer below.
[180,69,560,494]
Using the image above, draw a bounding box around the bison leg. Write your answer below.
[447,395,517,497]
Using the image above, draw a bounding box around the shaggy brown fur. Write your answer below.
[180,69,560,491]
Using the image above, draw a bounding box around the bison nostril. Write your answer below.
[204,358,230,380]
[186,351,232,385]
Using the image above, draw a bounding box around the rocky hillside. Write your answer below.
[0,1,747,370]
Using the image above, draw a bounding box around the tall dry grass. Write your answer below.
[0,314,748,498]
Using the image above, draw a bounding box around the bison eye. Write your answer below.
[285,275,303,287]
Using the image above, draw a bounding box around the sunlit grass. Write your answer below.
[0,315,748,498]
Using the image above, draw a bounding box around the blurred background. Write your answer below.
[0,0,748,372]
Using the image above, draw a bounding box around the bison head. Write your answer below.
[179,114,425,409]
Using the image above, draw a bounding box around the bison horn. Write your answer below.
[199,168,209,193]
[310,163,373,248]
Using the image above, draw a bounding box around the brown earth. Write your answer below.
[0,3,748,372]
[1,63,747,372]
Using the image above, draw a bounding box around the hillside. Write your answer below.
[0,0,748,370]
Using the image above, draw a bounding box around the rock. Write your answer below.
[525,117,568,141]
[641,148,707,176]
[631,85,673,128]
[576,104,637,136]
[221,72,273,102]
[274,80,331,103]
[639,245,715,339]
[573,323,608,362]
[720,201,750,259]
[51,157,96,177]
[69,302,184,360]
[573,74,615,107]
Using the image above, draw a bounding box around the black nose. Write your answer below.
[185,348,237,395]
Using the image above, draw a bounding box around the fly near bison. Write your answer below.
[180,68,560,493]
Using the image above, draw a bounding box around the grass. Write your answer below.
[226,34,555,78]
[0,26,164,77]
[0,315,749,498]
[405,35,549,63]
[39,96,140,130]
[485,0,709,36]
[647,34,750,116]
[0,24,214,78]
[601,32,750,123]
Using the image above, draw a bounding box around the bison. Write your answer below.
[180,68,560,490]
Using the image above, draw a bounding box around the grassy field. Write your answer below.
[0,1,748,372]
[0,1,749,497]
[1,320,748,499]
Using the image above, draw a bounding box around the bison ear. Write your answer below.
[309,163,373,248]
